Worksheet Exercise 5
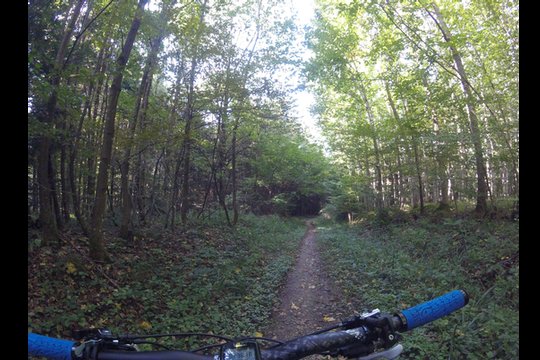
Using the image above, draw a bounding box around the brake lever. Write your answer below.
[356,343,403,360]
[72,328,113,341]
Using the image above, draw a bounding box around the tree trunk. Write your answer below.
[119,3,168,237]
[215,96,232,226]
[60,138,70,223]
[385,81,407,208]
[36,0,86,245]
[231,119,239,225]
[412,137,425,213]
[68,47,106,235]
[421,74,449,209]
[89,0,147,262]
[358,81,383,210]
[429,3,488,214]
[180,0,207,225]
[147,148,165,220]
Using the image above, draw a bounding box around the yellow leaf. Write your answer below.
[66,262,77,274]
[291,303,299,310]
[323,315,335,322]
[235,268,241,274]
[255,332,264,338]
[140,321,152,330]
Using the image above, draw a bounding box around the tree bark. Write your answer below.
[231,119,239,225]
[180,0,208,225]
[36,0,86,245]
[89,0,148,262]
[358,80,383,211]
[384,81,405,208]
[119,3,168,237]
[68,46,106,235]
[421,74,449,209]
[428,3,488,214]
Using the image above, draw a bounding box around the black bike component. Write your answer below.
[262,328,368,360]
[29,289,470,360]
[73,329,113,341]
[94,351,212,359]
[220,340,262,360]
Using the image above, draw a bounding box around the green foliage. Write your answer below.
[305,0,519,212]
[247,128,332,215]
[315,216,519,359]
[28,215,305,352]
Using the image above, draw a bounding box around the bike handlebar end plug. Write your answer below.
[459,289,469,305]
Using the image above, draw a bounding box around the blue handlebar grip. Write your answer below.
[28,333,75,360]
[400,290,469,331]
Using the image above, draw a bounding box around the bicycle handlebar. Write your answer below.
[28,289,469,360]
[399,289,469,331]
[96,351,212,359]
[28,333,75,360]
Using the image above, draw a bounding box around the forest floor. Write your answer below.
[263,220,354,359]
[28,210,519,358]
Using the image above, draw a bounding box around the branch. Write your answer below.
[64,0,117,67]
[379,2,499,121]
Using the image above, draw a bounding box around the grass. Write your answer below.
[314,213,519,359]
[28,208,518,359]
[28,213,305,354]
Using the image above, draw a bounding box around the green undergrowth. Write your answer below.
[28,214,305,353]
[315,215,518,359]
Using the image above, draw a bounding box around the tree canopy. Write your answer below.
[28,0,518,257]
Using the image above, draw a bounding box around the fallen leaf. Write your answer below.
[323,315,335,322]
[140,321,152,330]
[66,262,77,274]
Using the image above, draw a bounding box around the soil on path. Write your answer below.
[263,221,354,358]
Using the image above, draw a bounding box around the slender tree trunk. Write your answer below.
[412,137,425,213]
[36,0,85,245]
[231,119,239,225]
[89,0,147,262]
[198,123,221,218]
[118,72,146,236]
[180,109,193,225]
[86,73,110,215]
[429,3,488,214]
[32,161,39,213]
[169,152,183,230]
[68,47,105,234]
[134,152,145,225]
[180,0,207,225]
[108,156,116,222]
[421,75,449,209]
[49,153,64,230]
[215,96,231,226]
[385,81,407,208]
[163,59,184,229]
[147,148,165,220]
[358,81,383,210]
[60,137,70,222]
[119,3,167,237]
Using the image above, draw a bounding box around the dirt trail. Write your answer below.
[263,221,353,358]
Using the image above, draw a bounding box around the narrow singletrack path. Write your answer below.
[263,221,353,357]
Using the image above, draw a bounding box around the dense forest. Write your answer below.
[305,0,518,221]
[29,0,333,261]
[28,0,518,358]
